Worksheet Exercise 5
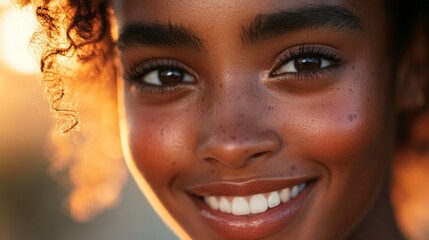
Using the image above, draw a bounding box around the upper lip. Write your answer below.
[186,176,317,197]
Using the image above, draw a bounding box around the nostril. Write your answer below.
[251,151,270,159]
[204,157,218,164]
[197,131,281,168]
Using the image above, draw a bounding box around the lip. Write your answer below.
[187,178,317,239]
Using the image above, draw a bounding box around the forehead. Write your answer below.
[113,0,389,57]
[113,0,382,27]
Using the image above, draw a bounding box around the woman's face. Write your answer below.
[115,0,395,239]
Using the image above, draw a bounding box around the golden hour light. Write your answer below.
[0,0,10,7]
[0,6,39,75]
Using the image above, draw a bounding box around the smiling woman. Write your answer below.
[16,0,429,239]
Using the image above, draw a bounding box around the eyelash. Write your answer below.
[123,59,193,93]
[271,45,344,80]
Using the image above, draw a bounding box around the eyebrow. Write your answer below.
[242,5,363,44]
[117,22,203,51]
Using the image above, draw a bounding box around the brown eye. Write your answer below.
[294,57,322,72]
[276,57,332,74]
[158,68,185,85]
[143,68,195,86]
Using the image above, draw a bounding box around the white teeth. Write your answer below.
[267,191,281,208]
[249,194,268,214]
[219,197,231,213]
[280,188,291,203]
[204,196,219,210]
[231,197,250,216]
[291,185,299,198]
[202,182,308,216]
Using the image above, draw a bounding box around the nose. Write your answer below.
[196,81,281,168]
[197,128,281,168]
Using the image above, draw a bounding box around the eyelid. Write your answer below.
[123,58,197,83]
[143,69,196,86]
[269,45,345,77]
[277,58,334,74]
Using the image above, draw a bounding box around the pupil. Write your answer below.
[294,57,322,72]
[159,69,184,85]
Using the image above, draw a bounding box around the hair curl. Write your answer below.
[17,0,126,221]
[26,0,115,133]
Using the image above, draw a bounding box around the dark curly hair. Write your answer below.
[17,0,126,221]
[16,0,429,221]
[26,0,115,133]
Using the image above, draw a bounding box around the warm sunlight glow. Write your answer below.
[0,0,10,7]
[393,112,429,240]
[46,68,127,222]
[0,6,39,74]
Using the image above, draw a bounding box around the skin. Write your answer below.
[114,0,410,239]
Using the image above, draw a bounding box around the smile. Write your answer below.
[188,178,316,239]
[203,182,307,216]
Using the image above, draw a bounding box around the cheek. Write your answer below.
[276,73,393,236]
[122,104,196,189]
[297,93,379,163]
[288,80,390,168]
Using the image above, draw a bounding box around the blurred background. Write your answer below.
[0,1,428,240]
[0,2,176,240]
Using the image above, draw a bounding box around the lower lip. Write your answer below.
[191,182,315,239]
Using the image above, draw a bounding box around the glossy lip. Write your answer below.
[187,178,317,239]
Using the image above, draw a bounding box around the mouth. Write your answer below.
[203,182,307,216]
[187,178,317,239]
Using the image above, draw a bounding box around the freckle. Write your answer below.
[172,161,176,166]
[352,65,355,70]
[232,136,236,140]
[291,165,297,171]
[218,102,221,106]
[211,169,214,174]
[219,83,223,87]
[348,114,357,122]
[349,88,353,93]
[367,97,370,102]
[245,136,249,140]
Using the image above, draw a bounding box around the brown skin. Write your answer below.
[114,0,416,239]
